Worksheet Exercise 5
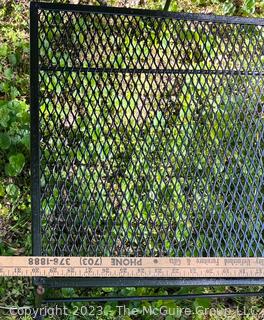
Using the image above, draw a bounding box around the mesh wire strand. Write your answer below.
[37,8,264,257]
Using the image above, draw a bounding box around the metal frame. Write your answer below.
[30,1,264,300]
[31,1,264,25]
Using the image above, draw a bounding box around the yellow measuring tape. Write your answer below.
[1,257,264,277]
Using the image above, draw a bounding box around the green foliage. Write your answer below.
[0,133,11,150]
[0,100,29,177]
[223,1,236,14]
[5,152,26,176]
[242,0,256,13]
[0,1,31,310]
[39,16,263,259]
[222,0,256,15]
[5,183,20,200]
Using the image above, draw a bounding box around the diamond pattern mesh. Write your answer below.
[35,6,264,257]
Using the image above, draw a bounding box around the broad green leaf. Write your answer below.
[6,153,25,176]
[223,1,236,14]
[5,163,17,176]
[0,107,10,127]
[8,53,17,65]
[4,68,13,80]
[0,207,8,217]
[193,297,211,309]
[6,184,20,198]
[21,133,30,149]
[10,86,20,99]
[0,44,8,56]
[0,133,11,150]
[242,0,255,13]
[0,185,4,197]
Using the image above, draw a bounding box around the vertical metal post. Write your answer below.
[30,1,42,296]
[30,1,41,259]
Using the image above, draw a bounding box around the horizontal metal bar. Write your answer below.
[35,277,264,288]
[31,2,264,26]
[43,291,264,303]
[39,66,264,76]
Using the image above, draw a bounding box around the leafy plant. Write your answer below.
[242,0,256,13]
[222,0,236,14]
[0,100,29,177]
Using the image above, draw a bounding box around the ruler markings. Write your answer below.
[3,266,264,269]
[0,257,264,278]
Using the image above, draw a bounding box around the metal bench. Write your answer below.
[30,1,264,304]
